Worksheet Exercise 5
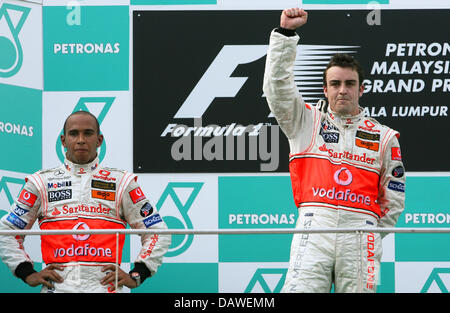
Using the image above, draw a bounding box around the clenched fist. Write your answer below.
[280,8,308,30]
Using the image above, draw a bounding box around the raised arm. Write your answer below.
[263,9,316,153]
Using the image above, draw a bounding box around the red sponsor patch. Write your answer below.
[129,187,146,204]
[391,147,402,161]
[356,139,379,151]
[18,189,37,207]
[40,219,125,265]
[91,190,116,201]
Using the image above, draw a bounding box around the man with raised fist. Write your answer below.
[264,8,405,293]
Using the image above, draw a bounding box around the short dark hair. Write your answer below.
[323,53,365,86]
[63,110,100,135]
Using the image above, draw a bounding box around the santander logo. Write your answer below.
[312,167,371,206]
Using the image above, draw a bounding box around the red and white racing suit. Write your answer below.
[0,157,171,293]
[263,29,405,293]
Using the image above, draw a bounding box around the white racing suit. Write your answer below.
[263,29,405,292]
[0,157,171,292]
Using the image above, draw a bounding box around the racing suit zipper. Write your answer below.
[80,173,89,204]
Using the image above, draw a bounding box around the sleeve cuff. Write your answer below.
[274,27,297,37]
[15,262,36,282]
[129,262,152,284]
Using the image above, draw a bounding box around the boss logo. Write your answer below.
[48,189,72,202]
[320,130,340,143]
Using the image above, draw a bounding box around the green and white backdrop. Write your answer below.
[0,0,449,293]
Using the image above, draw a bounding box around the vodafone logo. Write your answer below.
[93,169,116,181]
[312,167,371,206]
[99,170,110,176]
[334,167,353,186]
[364,120,375,128]
[18,189,37,207]
[72,222,90,241]
[129,187,146,204]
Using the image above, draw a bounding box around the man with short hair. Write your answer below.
[263,8,405,292]
[0,110,171,292]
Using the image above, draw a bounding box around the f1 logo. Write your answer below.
[174,45,268,119]
[173,44,359,119]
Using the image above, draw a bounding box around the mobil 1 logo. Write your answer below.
[133,11,285,173]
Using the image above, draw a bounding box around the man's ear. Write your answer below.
[60,134,66,148]
[359,83,365,97]
[97,134,104,148]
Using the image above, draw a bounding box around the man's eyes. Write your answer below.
[330,81,356,87]
[68,131,94,136]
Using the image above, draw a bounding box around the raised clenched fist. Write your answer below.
[280,8,308,30]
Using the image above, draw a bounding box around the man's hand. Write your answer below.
[101,264,138,292]
[25,264,64,288]
[280,8,308,30]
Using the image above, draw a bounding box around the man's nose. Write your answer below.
[339,85,347,94]
[76,134,86,143]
